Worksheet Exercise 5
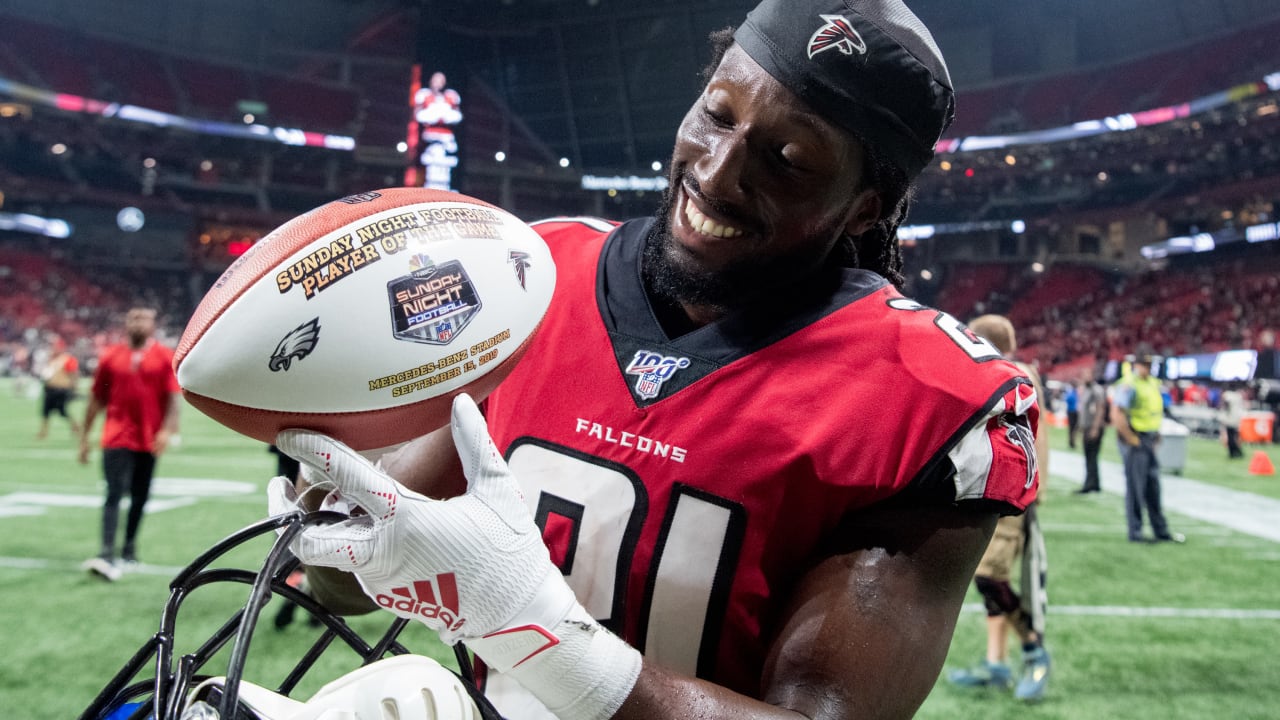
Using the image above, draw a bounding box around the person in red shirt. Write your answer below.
[78,307,180,581]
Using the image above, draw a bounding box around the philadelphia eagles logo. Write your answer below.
[807,14,867,59]
[269,317,321,372]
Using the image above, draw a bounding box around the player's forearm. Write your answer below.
[611,617,946,720]
[613,663,806,720]
[615,564,963,720]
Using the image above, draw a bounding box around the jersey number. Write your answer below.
[508,439,744,677]
[886,297,1002,361]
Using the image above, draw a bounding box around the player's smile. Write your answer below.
[681,195,742,240]
[667,180,754,267]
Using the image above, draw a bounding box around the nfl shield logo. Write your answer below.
[636,373,660,398]
[625,350,691,401]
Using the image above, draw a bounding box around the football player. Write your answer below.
[273,1,1041,719]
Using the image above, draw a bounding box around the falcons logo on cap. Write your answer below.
[807,14,867,59]
[269,317,321,372]
[508,249,532,290]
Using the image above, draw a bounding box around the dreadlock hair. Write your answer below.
[838,145,913,289]
[699,27,915,290]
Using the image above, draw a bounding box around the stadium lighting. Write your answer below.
[116,207,145,232]
[1011,220,1026,234]
[495,151,507,162]
[1031,262,1045,273]
[396,141,408,153]
[50,143,67,155]
[0,211,71,238]
[559,157,570,168]
[651,161,662,171]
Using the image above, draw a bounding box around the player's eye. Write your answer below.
[703,104,732,128]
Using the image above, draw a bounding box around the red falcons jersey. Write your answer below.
[481,217,1039,713]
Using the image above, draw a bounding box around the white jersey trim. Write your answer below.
[530,216,618,233]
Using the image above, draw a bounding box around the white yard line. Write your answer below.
[960,602,1280,619]
[0,556,185,576]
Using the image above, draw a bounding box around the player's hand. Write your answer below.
[273,395,642,719]
[77,437,91,465]
[272,394,577,644]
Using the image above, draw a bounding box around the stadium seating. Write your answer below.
[0,14,359,133]
[2,8,1278,383]
[941,14,1280,139]
[941,248,1280,380]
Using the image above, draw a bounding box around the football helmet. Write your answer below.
[80,510,505,720]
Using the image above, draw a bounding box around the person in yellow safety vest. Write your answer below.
[1109,354,1185,544]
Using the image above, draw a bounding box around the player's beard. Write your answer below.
[641,175,841,313]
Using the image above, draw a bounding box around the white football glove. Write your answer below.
[271,394,641,720]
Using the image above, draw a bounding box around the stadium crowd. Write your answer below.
[2,10,1279,397]
[932,248,1280,377]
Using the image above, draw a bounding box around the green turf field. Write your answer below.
[2,377,1278,718]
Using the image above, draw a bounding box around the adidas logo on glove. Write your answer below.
[375,575,467,632]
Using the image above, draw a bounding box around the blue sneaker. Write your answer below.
[1015,645,1051,701]
[948,660,1013,690]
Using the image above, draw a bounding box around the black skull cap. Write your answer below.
[734,0,955,180]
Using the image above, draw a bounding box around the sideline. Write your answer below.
[1049,452,1280,543]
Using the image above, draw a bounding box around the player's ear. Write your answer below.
[843,188,882,238]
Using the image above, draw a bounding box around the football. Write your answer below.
[174,187,556,451]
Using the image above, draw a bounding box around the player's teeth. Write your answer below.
[684,198,741,238]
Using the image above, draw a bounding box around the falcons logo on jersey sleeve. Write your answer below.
[269,318,321,372]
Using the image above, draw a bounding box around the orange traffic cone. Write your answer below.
[1248,451,1275,476]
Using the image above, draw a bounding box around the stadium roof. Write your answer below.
[3,0,1278,172]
